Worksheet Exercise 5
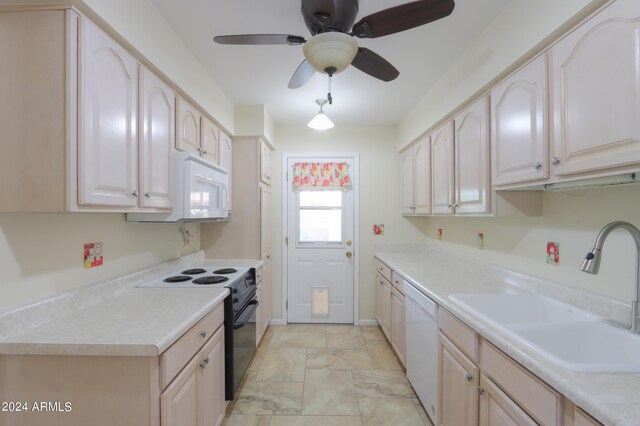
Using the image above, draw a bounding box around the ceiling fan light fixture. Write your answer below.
[307,99,334,130]
[303,32,358,74]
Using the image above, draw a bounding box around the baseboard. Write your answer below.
[268,319,285,326]
[356,319,378,326]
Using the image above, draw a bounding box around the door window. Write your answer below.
[298,190,344,244]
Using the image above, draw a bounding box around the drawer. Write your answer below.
[439,308,478,363]
[160,302,224,389]
[391,271,404,294]
[481,340,562,426]
[256,266,263,283]
[375,258,392,282]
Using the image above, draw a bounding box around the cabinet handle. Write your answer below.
[454,204,459,208]
[202,150,207,155]
[144,192,151,199]
[466,374,473,382]
[200,331,207,338]
[534,162,542,170]
[478,386,485,395]
[447,204,452,208]
[132,190,138,198]
[199,361,206,369]
[204,356,210,364]
[552,156,560,166]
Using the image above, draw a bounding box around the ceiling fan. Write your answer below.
[213,0,455,90]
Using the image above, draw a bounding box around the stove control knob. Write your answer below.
[233,298,239,304]
[232,288,238,294]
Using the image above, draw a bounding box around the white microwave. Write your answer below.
[127,152,229,223]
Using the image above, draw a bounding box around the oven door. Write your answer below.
[232,295,258,394]
[185,159,229,220]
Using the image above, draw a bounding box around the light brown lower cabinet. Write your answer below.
[479,374,536,426]
[161,325,225,426]
[439,332,479,426]
[0,304,225,426]
[390,289,406,365]
[439,308,603,426]
[374,259,406,366]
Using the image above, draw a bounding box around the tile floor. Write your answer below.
[223,324,434,426]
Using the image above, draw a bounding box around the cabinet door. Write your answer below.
[375,273,384,324]
[439,333,478,426]
[140,67,174,209]
[390,290,406,366]
[574,407,602,426]
[479,374,537,426]
[161,354,199,426]
[256,284,264,345]
[201,117,220,165]
[551,0,640,176]
[260,184,272,260]
[264,259,272,332]
[218,132,232,211]
[401,149,415,214]
[176,96,201,155]
[413,137,431,215]
[199,326,225,426]
[260,139,272,185]
[380,279,392,339]
[455,96,490,214]
[431,122,455,215]
[492,54,548,186]
[80,19,138,207]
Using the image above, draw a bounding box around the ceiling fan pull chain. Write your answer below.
[327,73,333,105]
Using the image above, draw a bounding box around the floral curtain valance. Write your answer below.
[292,162,352,191]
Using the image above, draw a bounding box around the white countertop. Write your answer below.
[375,244,640,426]
[0,252,264,357]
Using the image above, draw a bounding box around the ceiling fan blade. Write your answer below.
[213,34,306,45]
[351,0,455,38]
[288,59,316,89]
[351,47,399,82]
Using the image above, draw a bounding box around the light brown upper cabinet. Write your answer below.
[492,54,548,187]
[550,0,640,178]
[401,137,431,215]
[431,121,455,215]
[454,96,491,214]
[260,139,272,185]
[176,96,202,155]
[201,117,220,165]
[218,131,233,210]
[79,18,139,207]
[139,67,175,209]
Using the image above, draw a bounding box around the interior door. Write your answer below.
[286,156,355,324]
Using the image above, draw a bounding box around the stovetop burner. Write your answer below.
[192,276,229,285]
[213,268,237,274]
[182,268,207,275]
[163,275,192,283]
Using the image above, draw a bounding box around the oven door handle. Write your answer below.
[233,300,259,330]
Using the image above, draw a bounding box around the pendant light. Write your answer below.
[307,99,334,130]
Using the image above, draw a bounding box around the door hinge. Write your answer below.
[285,236,288,245]
[286,300,288,310]
[286,171,288,181]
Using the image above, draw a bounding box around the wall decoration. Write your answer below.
[547,242,560,265]
[437,228,443,241]
[84,242,103,269]
[477,232,484,249]
[373,224,384,235]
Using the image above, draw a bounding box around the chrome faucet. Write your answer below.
[580,221,640,333]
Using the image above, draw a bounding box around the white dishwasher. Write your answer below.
[404,280,439,425]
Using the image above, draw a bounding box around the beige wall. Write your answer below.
[397,0,606,149]
[417,185,640,302]
[271,126,429,322]
[0,214,199,310]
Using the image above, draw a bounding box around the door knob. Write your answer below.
[346,252,352,259]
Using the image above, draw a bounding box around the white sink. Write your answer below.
[512,321,640,373]
[449,293,640,372]
[448,293,598,326]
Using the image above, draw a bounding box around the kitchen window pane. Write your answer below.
[299,191,342,208]
[299,209,342,242]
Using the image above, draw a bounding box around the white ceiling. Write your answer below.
[150,0,510,127]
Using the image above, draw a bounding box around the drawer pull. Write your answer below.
[200,331,207,338]
[204,357,210,364]
[466,374,473,382]
[478,387,485,395]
